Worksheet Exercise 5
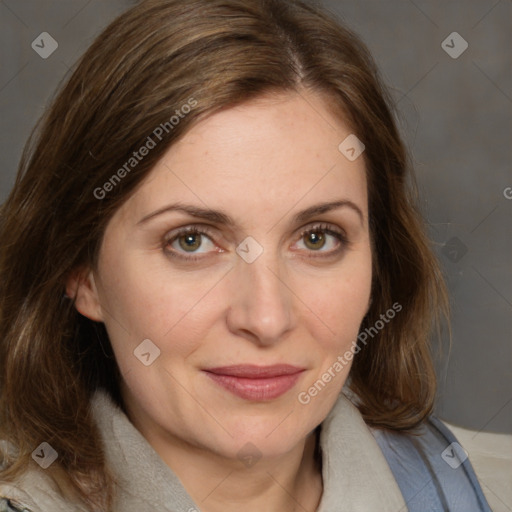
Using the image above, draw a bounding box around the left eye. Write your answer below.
[294,225,347,253]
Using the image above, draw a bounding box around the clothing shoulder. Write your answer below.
[0,477,42,512]
[0,443,84,512]
[0,470,78,512]
[371,415,492,512]
[0,496,32,512]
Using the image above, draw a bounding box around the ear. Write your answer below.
[65,267,104,322]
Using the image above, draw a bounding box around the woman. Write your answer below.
[0,0,492,511]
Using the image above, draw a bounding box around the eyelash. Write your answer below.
[163,223,349,262]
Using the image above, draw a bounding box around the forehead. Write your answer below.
[117,91,368,227]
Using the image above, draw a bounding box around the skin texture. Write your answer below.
[68,90,372,512]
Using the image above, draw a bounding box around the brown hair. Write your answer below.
[0,0,448,509]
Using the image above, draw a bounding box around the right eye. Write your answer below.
[164,226,222,261]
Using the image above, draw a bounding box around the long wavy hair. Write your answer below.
[0,0,448,509]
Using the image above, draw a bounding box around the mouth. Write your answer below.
[202,364,306,401]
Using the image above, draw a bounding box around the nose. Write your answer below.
[226,249,296,346]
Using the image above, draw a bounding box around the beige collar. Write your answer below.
[91,389,407,512]
[316,392,407,511]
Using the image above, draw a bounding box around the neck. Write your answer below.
[142,424,322,512]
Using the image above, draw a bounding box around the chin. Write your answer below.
[200,408,318,459]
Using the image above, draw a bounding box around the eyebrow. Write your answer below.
[137,199,364,227]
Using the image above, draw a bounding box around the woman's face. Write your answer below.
[74,90,372,463]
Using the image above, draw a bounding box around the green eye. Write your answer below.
[303,231,327,250]
[297,224,348,255]
[178,232,204,252]
[165,226,217,260]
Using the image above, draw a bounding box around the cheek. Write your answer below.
[97,252,222,362]
[307,255,372,348]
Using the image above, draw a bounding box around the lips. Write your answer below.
[203,364,305,401]
[205,364,304,378]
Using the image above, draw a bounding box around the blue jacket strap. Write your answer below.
[371,416,492,511]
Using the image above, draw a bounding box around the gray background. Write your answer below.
[1,0,511,433]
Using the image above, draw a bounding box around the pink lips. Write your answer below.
[203,364,305,401]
